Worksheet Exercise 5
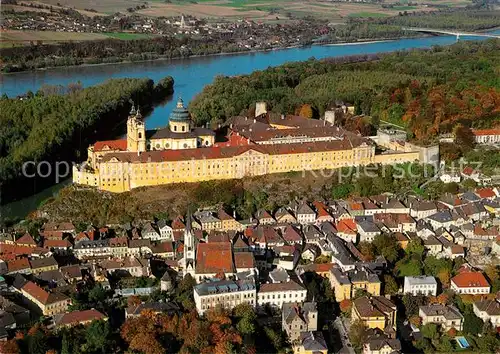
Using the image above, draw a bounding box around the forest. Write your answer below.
[0,76,174,204]
[189,40,500,143]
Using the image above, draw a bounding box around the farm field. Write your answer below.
[0,30,155,47]
[32,0,473,20]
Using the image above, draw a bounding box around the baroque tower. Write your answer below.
[169,98,191,134]
[183,211,196,277]
[127,104,146,153]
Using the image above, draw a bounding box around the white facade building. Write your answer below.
[194,278,256,315]
[257,280,307,309]
[403,276,437,296]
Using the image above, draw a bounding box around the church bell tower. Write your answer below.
[183,211,196,277]
[127,104,146,153]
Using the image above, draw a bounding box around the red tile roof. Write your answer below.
[16,233,36,246]
[282,225,302,242]
[93,139,127,151]
[476,188,496,199]
[101,137,369,164]
[472,129,500,136]
[0,243,35,257]
[303,263,334,273]
[43,239,72,249]
[21,281,69,305]
[56,309,107,326]
[234,252,254,269]
[451,271,490,288]
[171,217,185,230]
[336,219,357,234]
[196,242,234,274]
[7,258,30,272]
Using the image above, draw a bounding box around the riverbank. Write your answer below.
[1,35,425,75]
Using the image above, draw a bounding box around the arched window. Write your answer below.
[174,126,177,132]
[138,132,142,139]
[182,126,185,132]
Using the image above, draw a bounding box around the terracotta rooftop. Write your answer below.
[196,242,234,274]
[336,219,357,234]
[476,188,496,199]
[354,296,396,318]
[93,139,127,152]
[7,258,30,272]
[55,309,107,326]
[451,271,490,288]
[16,233,36,246]
[21,281,69,305]
[234,252,255,269]
[472,129,500,136]
[43,239,72,249]
[101,137,369,164]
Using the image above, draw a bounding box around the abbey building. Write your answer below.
[73,99,421,193]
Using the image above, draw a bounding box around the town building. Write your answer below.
[330,267,381,302]
[20,281,70,316]
[403,276,437,296]
[73,101,423,193]
[473,299,500,327]
[472,129,500,144]
[258,280,307,309]
[363,338,402,354]
[450,270,490,294]
[294,331,328,354]
[53,309,107,328]
[419,304,464,331]
[282,302,318,342]
[351,296,397,332]
[193,278,256,315]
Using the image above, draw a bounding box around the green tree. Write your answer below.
[463,313,483,335]
[373,234,401,263]
[383,274,399,295]
[396,258,422,277]
[85,320,111,353]
[421,323,438,340]
[402,294,426,316]
[349,320,368,349]
[88,284,107,304]
[435,335,453,352]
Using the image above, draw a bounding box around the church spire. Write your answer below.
[130,102,136,115]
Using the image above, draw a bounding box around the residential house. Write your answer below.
[471,128,500,144]
[195,242,235,282]
[160,271,173,292]
[336,219,357,243]
[256,209,275,225]
[151,241,175,259]
[473,299,500,327]
[363,338,402,354]
[423,236,443,257]
[330,267,381,302]
[294,331,327,354]
[194,278,256,315]
[403,276,437,296]
[274,207,297,224]
[394,232,409,250]
[382,199,409,214]
[16,233,37,248]
[419,304,463,331]
[54,309,107,328]
[20,281,70,316]
[43,239,73,254]
[296,202,316,225]
[141,223,161,241]
[258,280,307,309]
[100,257,151,278]
[74,239,111,259]
[282,302,318,342]
[352,296,397,331]
[6,258,31,275]
[356,219,381,243]
[109,237,129,258]
[313,202,334,224]
[157,220,174,240]
[218,209,241,231]
[409,200,437,219]
[29,257,58,275]
[282,225,303,245]
[195,211,222,231]
[450,270,490,294]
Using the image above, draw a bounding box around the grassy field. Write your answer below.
[31,0,473,21]
[0,30,155,47]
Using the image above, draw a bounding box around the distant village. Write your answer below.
[1,184,499,352]
[2,2,329,49]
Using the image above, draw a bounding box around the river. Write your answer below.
[1,32,498,220]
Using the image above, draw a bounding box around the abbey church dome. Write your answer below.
[169,98,190,122]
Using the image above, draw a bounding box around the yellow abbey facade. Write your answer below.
[73,100,420,193]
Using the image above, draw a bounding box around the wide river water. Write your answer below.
[1,32,499,220]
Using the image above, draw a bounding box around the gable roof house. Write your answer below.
[255,209,276,225]
[296,202,316,225]
[156,220,173,241]
[282,225,303,245]
[419,304,463,331]
[282,302,318,342]
[54,309,107,328]
[352,296,397,332]
[274,207,297,224]
[473,299,500,327]
[20,281,70,316]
